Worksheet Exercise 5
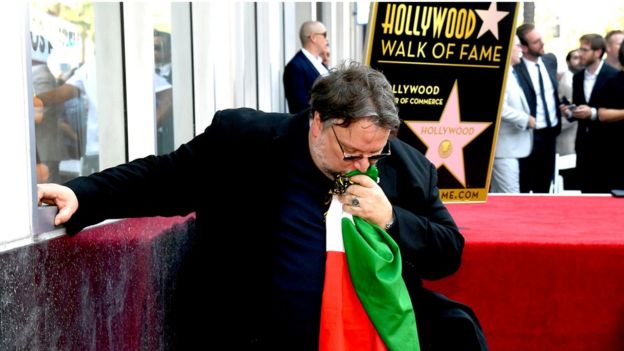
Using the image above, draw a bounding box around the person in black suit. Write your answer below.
[597,43,624,190]
[561,33,619,193]
[38,63,487,350]
[514,24,561,193]
[283,20,330,113]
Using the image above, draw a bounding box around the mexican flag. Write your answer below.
[319,169,420,351]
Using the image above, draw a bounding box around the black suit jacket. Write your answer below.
[65,108,465,348]
[513,54,561,132]
[572,63,619,192]
[283,50,321,113]
[573,62,619,151]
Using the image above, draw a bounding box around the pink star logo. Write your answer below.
[404,81,491,187]
[475,2,509,40]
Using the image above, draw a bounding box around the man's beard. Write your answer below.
[528,47,543,58]
[310,138,341,179]
[582,57,596,67]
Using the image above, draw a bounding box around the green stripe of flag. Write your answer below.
[342,215,420,351]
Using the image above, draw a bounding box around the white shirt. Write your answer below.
[522,57,558,129]
[301,48,329,77]
[583,60,604,103]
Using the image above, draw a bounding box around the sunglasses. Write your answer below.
[331,126,391,162]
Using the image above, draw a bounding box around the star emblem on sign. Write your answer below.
[404,81,491,187]
[475,2,509,40]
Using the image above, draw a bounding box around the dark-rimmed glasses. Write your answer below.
[331,126,391,162]
[314,32,327,38]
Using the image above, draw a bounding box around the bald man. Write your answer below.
[284,21,330,113]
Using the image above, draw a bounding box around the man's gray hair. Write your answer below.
[310,61,400,135]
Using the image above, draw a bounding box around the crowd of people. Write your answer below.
[492,26,624,194]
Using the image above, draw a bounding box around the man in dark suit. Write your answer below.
[562,33,619,193]
[283,20,329,113]
[38,63,487,350]
[514,24,561,193]
[596,43,624,190]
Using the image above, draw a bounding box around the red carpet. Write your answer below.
[426,195,624,351]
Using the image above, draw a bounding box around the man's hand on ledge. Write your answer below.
[37,184,78,226]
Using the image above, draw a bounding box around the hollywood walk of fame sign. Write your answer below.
[365,2,518,203]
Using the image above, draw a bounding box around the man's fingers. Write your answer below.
[55,205,75,226]
[37,184,45,203]
[349,174,375,186]
[39,193,57,206]
[54,214,63,226]
[38,184,59,205]
[346,175,377,197]
[37,184,79,225]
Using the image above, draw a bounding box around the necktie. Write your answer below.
[536,63,552,128]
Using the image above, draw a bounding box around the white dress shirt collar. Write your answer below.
[301,48,329,76]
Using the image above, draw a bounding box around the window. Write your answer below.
[29,2,126,185]
[30,2,99,183]
[27,2,125,236]
[153,25,174,155]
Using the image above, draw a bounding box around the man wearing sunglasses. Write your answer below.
[39,62,486,350]
[284,20,330,114]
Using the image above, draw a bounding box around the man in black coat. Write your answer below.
[39,63,487,350]
[514,24,561,193]
[562,33,619,193]
[596,44,624,191]
[283,20,330,113]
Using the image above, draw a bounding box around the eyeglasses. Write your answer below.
[331,126,391,162]
[314,32,327,38]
